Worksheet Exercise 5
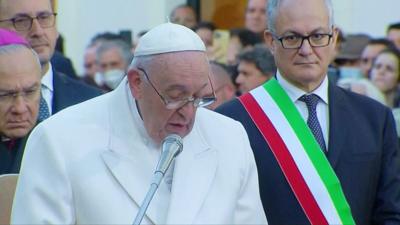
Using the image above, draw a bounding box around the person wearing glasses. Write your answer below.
[0,29,41,175]
[217,0,400,224]
[0,0,101,123]
[11,22,267,224]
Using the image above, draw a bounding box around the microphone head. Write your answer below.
[162,134,183,157]
[155,134,183,174]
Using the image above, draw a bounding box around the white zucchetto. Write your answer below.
[134,22,206,57]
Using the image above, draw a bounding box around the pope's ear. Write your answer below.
[127,68,143,99]
[264,30,276,55]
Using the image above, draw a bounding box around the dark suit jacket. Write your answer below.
[216,83,400,225]
[0,136,28,175]
[51,51,77,79]
[52,69,103,114]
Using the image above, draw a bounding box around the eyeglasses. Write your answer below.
[0,12,57,31]
[137,68,216,110]
[273,32,333,49]
[0,87,40,105]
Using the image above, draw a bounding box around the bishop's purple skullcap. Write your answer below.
[0,28,30,47]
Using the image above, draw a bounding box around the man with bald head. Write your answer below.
[0,0,101,122]
[0,29,41,174]
[218,0,400,224]
[11,22,267,224]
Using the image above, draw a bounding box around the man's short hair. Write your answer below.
[368,38,397,52]
[267,0,334,34]
[194,22,216,32]
[230,28,263,48]
[238,45,276,76]
[96,40,133,66]
[0,44,40,68]
[387,22,400,33]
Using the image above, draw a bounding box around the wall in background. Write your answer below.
[57,0,399,75]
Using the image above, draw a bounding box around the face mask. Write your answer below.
[94,72,104,86]
[340,67,363,79]
[103,69,125,89]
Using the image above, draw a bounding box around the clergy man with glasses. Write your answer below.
[0,29,41,175]
[11,22,267,225]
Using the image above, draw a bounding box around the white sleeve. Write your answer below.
[233,123,268,224]
[11,124,75,224]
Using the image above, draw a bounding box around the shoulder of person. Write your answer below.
[54,71,104,96]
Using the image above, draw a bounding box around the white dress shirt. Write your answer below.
[41,63,54,115]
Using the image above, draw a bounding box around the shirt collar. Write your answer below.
[41,63,54,92]
[276,70,329,104]
[126,83,159,149]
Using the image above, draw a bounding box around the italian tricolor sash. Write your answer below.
[239,78,355,225]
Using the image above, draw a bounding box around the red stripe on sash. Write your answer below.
[239,93,328,225]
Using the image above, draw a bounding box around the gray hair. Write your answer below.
[96,40,133,67]
[238,45,276,76]
[0,44,41,68]
[267,0,334,34]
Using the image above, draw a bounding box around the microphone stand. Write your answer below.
[132,171,164,225]
[132,134,183,225]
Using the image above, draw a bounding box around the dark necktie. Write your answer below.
[299,94,327,153]
[38,95,50,122]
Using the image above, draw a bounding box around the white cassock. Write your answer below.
[11,78,268,225]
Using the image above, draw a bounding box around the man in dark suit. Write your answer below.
[217,0,400,224]
[0,0,102,121]
[0,29,41,175]
[51,51,77,79]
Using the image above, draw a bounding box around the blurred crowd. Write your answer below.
[68,1,400,119]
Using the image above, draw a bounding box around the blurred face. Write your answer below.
[370,52,399,93]
[264,0,337,92]
[128,52,213,144]
[387,29,400,50]
[98,48,127,72]
[226,36,243,65]
[207,65,236,110]
[171,7,197,29]
[245,0,268,33]
[83,46,98,78]
[360,44,387,77]
[236,61,269,93]
[0,48,41,139]
[0,0,59,70]
[196,28,213,48]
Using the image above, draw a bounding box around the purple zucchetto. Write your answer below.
[0,28,30,47]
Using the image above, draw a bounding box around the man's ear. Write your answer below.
[127,68,143,99]
[264,30,276,55]
[331,26,340,46]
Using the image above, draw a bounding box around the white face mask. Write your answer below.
[94,72,104,86]
[103,69,125,89]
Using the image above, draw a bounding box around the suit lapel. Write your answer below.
[166,124,217,224]
[100,80,168,224]
[327,84,350,168]
[52,70,70,113]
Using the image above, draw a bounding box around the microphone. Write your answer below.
[133,134,183,225]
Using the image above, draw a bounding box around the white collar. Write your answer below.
[276,70,329,104]
[126,82,160,149]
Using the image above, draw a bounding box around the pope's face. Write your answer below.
[128,51,213,144]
